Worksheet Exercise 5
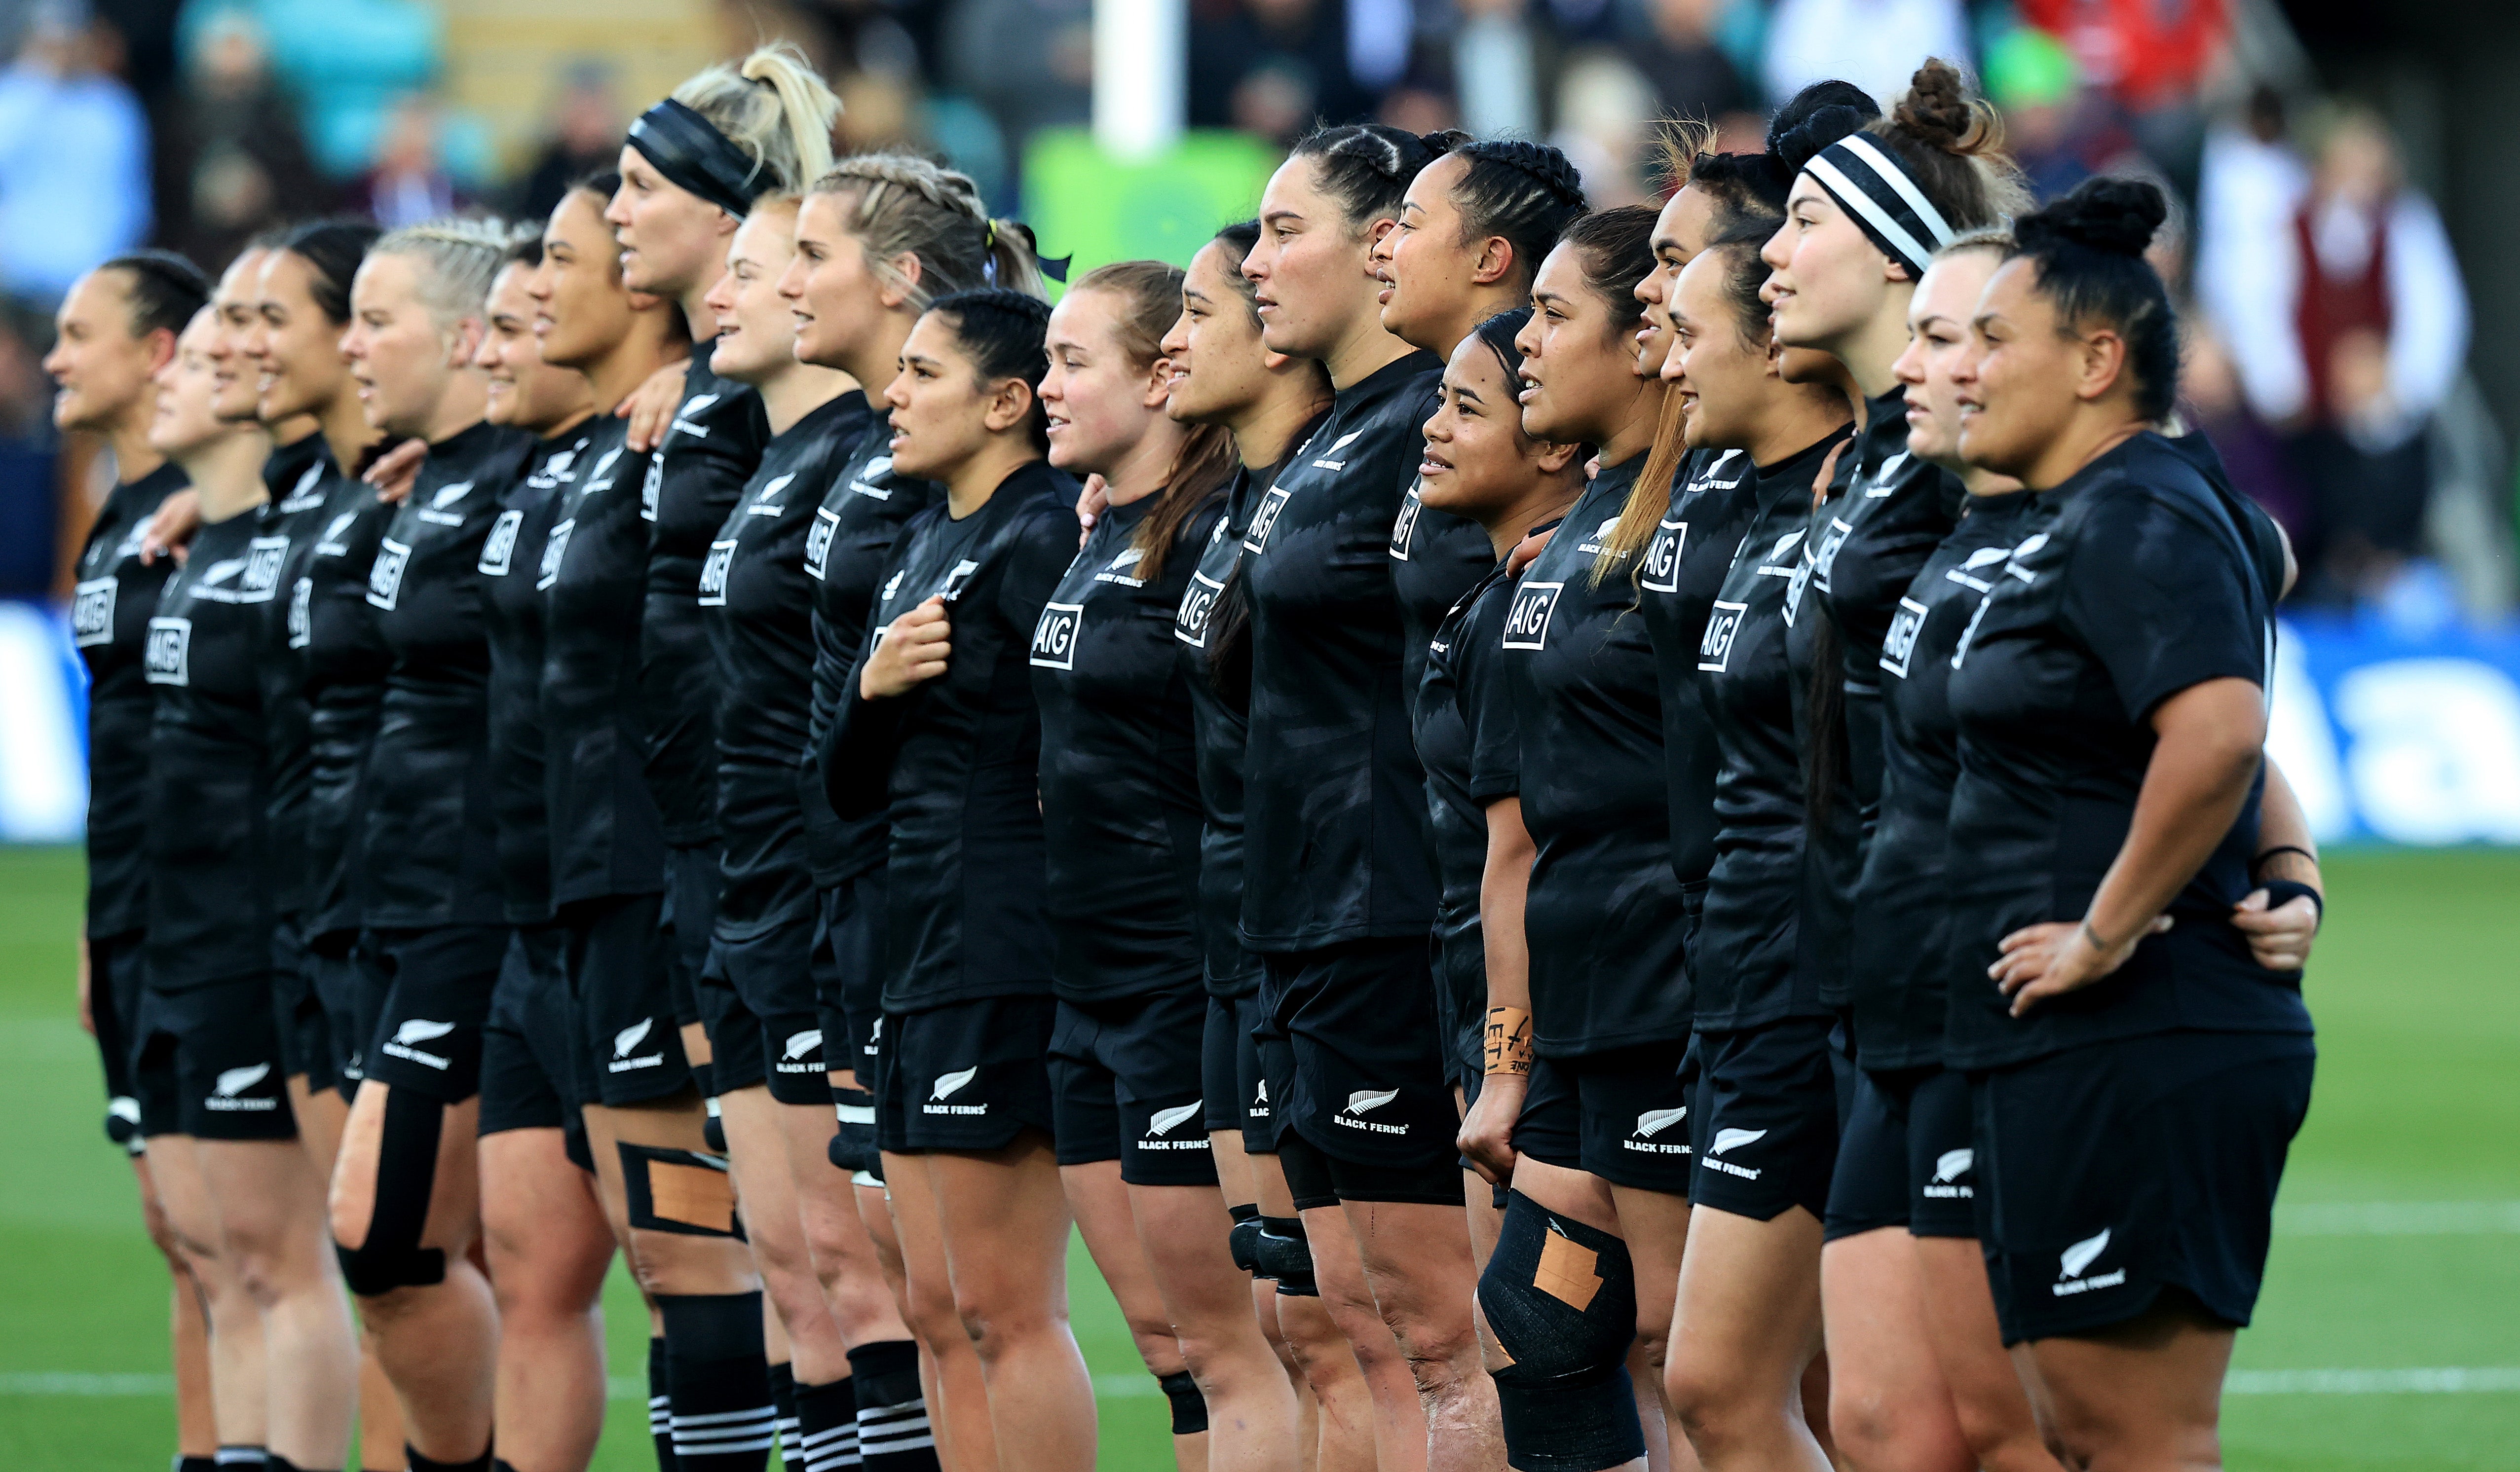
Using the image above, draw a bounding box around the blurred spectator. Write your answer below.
[514,62,620,224]
[2015,0,2225,117]
[1760,0,1967,114]
[354,93,468,228]
[1623,0,1749,127]
[0,0,150,308]
[1189,0,1376,140]
[2182,323,2312,546]
[1985,26,2093,200]
[947,0,1090,180]
[1552,49,1656,204]
[159,7,329,270]
[2204,101,2469,604]
[1453,0,1542,140]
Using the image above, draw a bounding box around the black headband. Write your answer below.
[626,98,767,220]
[1804,134,1954,279]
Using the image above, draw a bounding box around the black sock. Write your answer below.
[795,1377,859,1472]
[658,1291,776,1472]
[212,1450,266,1472]
[768,1361,799,1470]
[846,1339,938,1472]
[181,1458,225,1472]
[407,1444,493,1472]
[264,1457,339,1472]
[649,1335,680,1472]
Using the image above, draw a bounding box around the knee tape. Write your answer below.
[620,1142,748,1240]
[1254,1215,1316,1296]
[1478,1192,1646,1472]
[1227,1203,1265,1276]
[334,1088,448,1296]
[1159,1369,1208,1435]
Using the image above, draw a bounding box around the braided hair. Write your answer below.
[923,289,1054,449]
[1443,140,1587,296]
[809,152,1044,309]
[1289,123,1469,232]
[373,217,513,325]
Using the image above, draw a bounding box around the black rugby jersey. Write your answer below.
[801,420,943,887]
[1414,553,1524,1058]
[642,357,771,844]
[1171,443,1313,999]
[73,460,186,939]
[1796,393,1961,1009]
[359,420,537,929]
[1846,489,2037,1068]
[1692,428,1852,1032]
[1030,492,1219,1000]
[542,416,667,905]
[482,426,591,923]
[144,508,283,990]
[1505,458,1698,1055]
[823,459,1081,1011]
[256,434,334,918]
[293,469,394,942]
[1943,432,2297,1069]
[1387,373,1493,716]
[701,393,869,942]
[1239,350,1447,951]
[1635,448,1757,885]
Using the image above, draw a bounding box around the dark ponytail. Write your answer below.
[97,250,211,340]
[1290,123,1470,234]
[1556,206,1658,339]
[2010,176,2179,422]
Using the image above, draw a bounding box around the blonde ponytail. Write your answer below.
[672,41,841,197]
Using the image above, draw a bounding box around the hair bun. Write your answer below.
[1768,79,1879,158]
[1772,104,1874,175]
[1891,58,2001,156]
[2019,176,2167,259]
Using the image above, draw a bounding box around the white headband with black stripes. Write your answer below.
[1805,134,1955,279]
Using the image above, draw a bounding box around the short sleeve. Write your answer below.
[1459,584,1521,803]
[2059,488,2263,724]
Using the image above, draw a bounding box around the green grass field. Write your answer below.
[1,845,2514,1470]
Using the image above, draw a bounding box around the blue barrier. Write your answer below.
[7,599,2517,846]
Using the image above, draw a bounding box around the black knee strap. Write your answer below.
[1159,1369,1207,1435]
[1478,1191,1645,1472]
[1227,1202,1265,1276]
[1255,1215,1316,1296]
[334,1087,447,1296]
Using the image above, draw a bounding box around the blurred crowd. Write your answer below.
[0,0,2495,615]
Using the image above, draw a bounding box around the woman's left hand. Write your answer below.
[364,438,427,504]
[1991,914,2173,1017]
[2231,887,2320,971]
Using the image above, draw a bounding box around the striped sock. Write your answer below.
[649,1336,679,1472]
[659,1292,775,1472]
[210,1452,265,1472]
[846,1340,938,1472]
[768,1361,800,1471]
[795,1377,859,1472]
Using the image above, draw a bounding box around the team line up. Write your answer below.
[56,37,2330,1472]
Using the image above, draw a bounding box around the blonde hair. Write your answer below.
[373,217,513,325]
[808,152,1044,310]
[673,42,842,197]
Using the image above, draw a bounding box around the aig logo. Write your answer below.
[1175,570,1226,648]
[697,538,737,606]
[1880,596,1927,679]
[1243,486,1293,554]
[805,507,839,580]
[639,457,664,521]
[1698,599,1747,672]
[365,538,413,611]
[1642,517,1687,594]
[241,535,291,602]
[72,577,115,646]
[1030,601,1083,670]
[479,510,524,576]
[1811,515,1853,594]
[143,616,191,685]
[537,519,574,591]
[287,578,313,649]
[1389,485,1425,560]
[1503,581,1563,651]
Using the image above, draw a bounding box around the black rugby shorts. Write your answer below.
[1261,938,1457,1174]
[478,925,593,1171]
[1048,988,1217,1186]
[1691,1015,1840,1222]
[1512,1040,1697,1195]
[878,995,1057,1154]
[131,976,297,1141]
[562,892,690,1105]
[365,924,509,1103]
